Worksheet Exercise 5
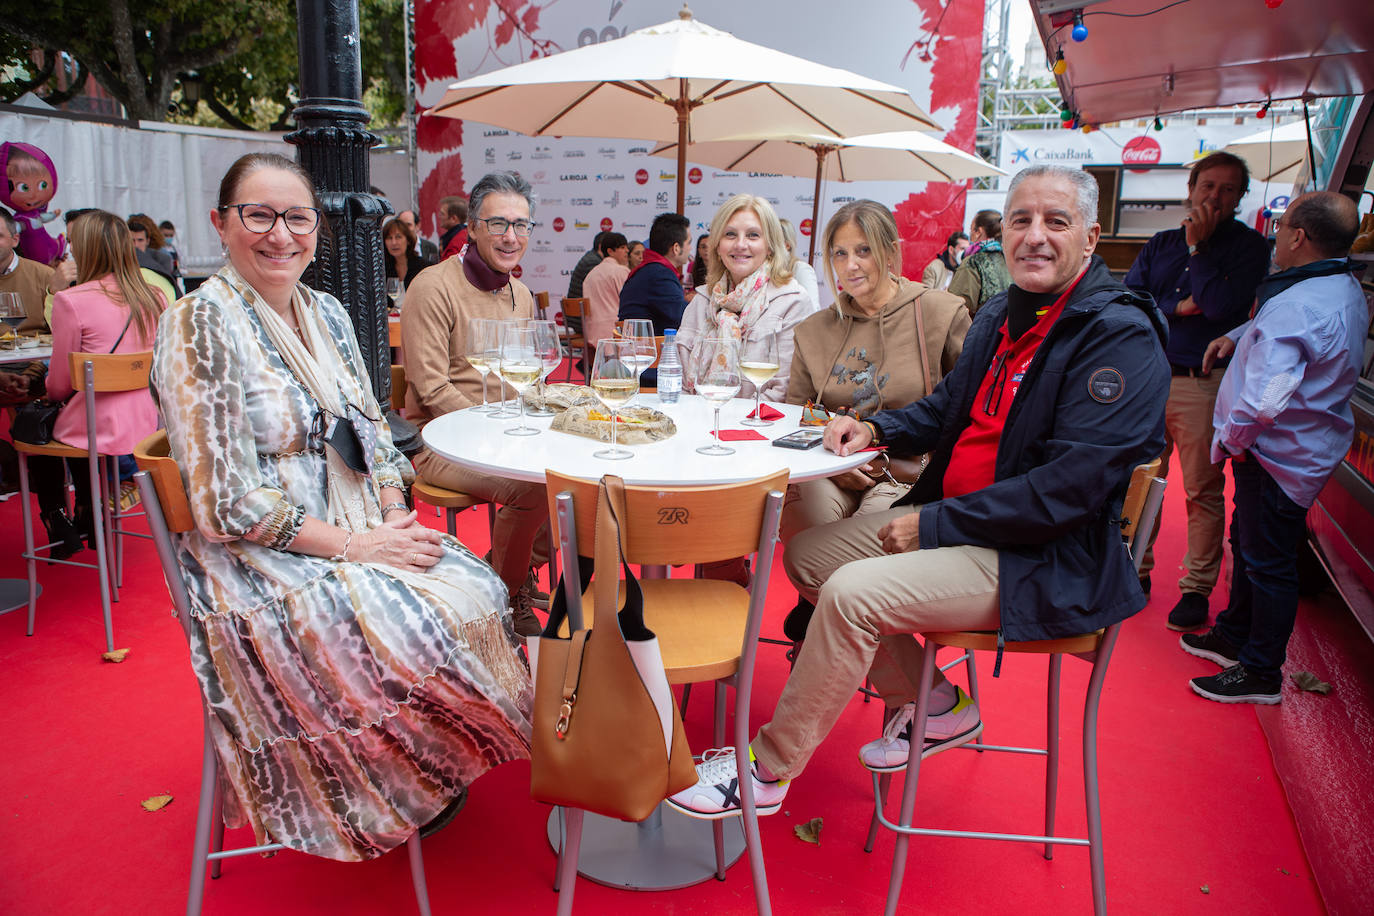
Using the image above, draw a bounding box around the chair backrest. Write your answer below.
[1121,459,1166,572]
[390,364,406,412]
[133,430,195,534]
[534,290,551,319]
[560,297,588,320]
[70,351,153,393]
[545,469,788,567]
[388,318,402,348]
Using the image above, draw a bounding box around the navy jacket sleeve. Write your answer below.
[919,313,1168,549]
[619,265,687,331]
[1188,230,1270,323]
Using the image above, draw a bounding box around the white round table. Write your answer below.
[421,394,870,485]
[421,394,872,891]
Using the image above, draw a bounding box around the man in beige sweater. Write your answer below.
[401,171,546,633]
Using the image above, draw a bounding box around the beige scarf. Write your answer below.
[224,266,379,534]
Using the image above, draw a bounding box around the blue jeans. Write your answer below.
[1212,457,1309,680]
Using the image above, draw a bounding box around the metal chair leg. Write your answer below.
[1045,654,1062,860]
[405,834,432,916]
[712,680,728,881]
[864,772,892,853]
[963,650,984,748]
[17,454,37,636]
[884,641,939,916]
[88,452,115,653]
[555,808,584,916]
[551,807,566,892]
[187,725,218,916]
[1083,630,1121,916]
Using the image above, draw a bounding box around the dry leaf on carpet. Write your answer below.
[1290,671,1331,695]
[141,794,173,812]
[101,648,131,663]
[1200,884,1210,895]
[794,817,823,845]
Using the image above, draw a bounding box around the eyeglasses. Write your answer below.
[219,203,321,236]
[982,352,1011,417]
[476,217,534,237]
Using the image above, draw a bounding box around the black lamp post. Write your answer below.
[287,0,392,405]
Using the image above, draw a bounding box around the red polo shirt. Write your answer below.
[942,278,1081,500]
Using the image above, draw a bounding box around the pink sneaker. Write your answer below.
[666,747,787,820]
[860,686,983,773]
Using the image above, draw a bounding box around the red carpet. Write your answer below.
[0,468,1341,915]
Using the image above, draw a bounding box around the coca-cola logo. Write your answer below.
[600,217,613,232]
[800,218,813,237]
[511,265,523,278]
[688,167,702,184]
[1121,136,1162,172]
[635,169,649,185]
[552,217,565,232]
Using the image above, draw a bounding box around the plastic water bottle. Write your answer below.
[658,329,683,403]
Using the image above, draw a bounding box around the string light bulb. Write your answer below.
[1052,49,1067,76]
[1153,116,1164,131]
[1264,0,1283,8]
[1060,106,1074,122]
[1082,123,1096,134]
[1071,11,1089,42]
[1257,102,1270,119]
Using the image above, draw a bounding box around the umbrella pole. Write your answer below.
[808,148,824,263]
[677,78,689,214]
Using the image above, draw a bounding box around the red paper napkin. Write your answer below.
[745,403,785,421]
[712,429,768,441]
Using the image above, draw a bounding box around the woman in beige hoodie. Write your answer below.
[779,200,971,640]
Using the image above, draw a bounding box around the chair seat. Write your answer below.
[13,438,89,459]
[926,629,1105,656]
[411,479,484,510]
[561,578,749,684]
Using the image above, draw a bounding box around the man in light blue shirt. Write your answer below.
[1182,191,1366,704]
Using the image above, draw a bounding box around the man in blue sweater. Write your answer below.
[618,212,690,333]
[1125,152,1270,631]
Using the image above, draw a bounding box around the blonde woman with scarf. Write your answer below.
[151,154,531,863]
[677,194,816,402]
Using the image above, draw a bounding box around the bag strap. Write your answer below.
[109,313,134,354]
[912,290,935,396]
[594,475,652,640]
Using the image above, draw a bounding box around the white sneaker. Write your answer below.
[860,686,983,773]
[665,747,788,820]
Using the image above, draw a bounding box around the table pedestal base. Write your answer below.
[546,803,745,890]
[0,578,37,616]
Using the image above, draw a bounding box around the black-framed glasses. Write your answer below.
[982,352,1011,417]
[219,203,321,236]
[476,217,534,237]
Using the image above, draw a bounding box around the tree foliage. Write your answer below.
[1,0,407,131]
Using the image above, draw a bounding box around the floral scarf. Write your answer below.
[688,266,771,384]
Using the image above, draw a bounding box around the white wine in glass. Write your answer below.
[621,318,658,376]
[498,324,542,436]
[466,318,497,413]
[527,319,563,417]
[692,336,741,456]
[740,331,780,427]
[0,293,25,350]
[590,338,639,460]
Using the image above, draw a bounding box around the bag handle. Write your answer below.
[594,475,651,640]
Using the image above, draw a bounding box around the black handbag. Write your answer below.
[11,397,67,445]
[10,314,134,446]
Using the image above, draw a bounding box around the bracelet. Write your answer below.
[380,501,408,517]
[331,530,353,562]
[863,420,883,446]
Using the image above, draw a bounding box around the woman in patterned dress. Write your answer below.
[151,153,531,861]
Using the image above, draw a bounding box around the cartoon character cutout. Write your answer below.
[1,142,65,265]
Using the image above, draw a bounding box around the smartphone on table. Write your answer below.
[772,427,825,450]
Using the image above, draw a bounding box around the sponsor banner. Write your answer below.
[415,0,984,306]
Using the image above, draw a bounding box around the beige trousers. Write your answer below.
[1140,374,1225,595]
[779,476,907,544]
[412,448,548,593]
[754,507,1000,780]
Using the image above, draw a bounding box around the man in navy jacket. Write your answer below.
[669,164,1170,820]
[618,211,690,333]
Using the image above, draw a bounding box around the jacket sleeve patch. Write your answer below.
[1087,367,1125,403]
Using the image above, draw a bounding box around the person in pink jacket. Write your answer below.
[29,210,165,557]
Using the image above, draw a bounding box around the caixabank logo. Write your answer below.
[596,173,625,182]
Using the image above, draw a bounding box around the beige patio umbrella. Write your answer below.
[427,5,939,212]
[653,131,1005,259]
[1223,119,1324,185]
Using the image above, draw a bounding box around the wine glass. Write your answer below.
[692,336,741,456]
[488,319,521,418]
[498,324,542,436]
[0,293,26,350]
[527,319,563,417]
[740,331,780,427]
[385,278,405,312]
[590,338,639,460]
[465,318,497,413]
[622,318,658,380]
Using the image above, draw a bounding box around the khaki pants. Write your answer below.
[412,448,548,592]
[1140,374,1225,595]
[779,476,907,544]
[754,507,1000,780]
